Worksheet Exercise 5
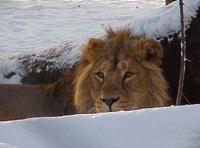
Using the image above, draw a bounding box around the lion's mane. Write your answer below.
[73,28,171,113]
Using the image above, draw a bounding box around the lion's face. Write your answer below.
[74,28,171,113]
[91,53,149,112]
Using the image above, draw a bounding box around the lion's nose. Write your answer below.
[100,96,120,108]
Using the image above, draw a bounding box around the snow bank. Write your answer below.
[132,0,200,38]
[1,0,199,53]
[0,0,165,53]
[0,105,200,148]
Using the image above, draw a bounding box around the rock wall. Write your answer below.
[161,7,200,104]
[166,0,176,5]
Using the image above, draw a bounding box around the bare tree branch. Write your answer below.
[183,94,191,104]
[176,0,186,105]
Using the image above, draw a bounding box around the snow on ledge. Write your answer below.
[131,0,200,39]
[0,105,200,148]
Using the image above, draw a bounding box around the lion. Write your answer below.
[73,28,171,113]
[0,27,171,121]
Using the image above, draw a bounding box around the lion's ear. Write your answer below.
[83,38,104,62]
[134,39,164,65]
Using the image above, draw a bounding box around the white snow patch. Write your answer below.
[0,105,200,148]
[0,143,18,148]
[0,53,22,84]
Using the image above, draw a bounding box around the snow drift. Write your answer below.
[0,105,200,148]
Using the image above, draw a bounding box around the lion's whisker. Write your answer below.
[87,106,96,113]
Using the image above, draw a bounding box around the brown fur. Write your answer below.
[73,28,171,113]
[0,84,48,120]
[0,69,76,121]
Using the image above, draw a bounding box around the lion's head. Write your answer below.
[73,28,171,113]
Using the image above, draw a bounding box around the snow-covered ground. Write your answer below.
[1,0,166,53]
[0,105,200,148]
[0,0,200,84]
[1,0,199,53]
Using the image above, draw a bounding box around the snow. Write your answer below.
[0,105,200,148]
[0,0,164,53]
[0,143,17,148]
[0,0,199,53]
[0,0,198,50]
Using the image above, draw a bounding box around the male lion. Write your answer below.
[0,28,171,121]
[73,28,171,113]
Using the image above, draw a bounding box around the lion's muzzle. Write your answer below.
[100,96,120,112]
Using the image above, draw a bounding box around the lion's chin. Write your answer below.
[96,104,140,113]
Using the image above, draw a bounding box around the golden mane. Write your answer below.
[73,28,171,113]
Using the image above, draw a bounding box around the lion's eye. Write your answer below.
[95,72,104,80]
[123,71,135,80]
